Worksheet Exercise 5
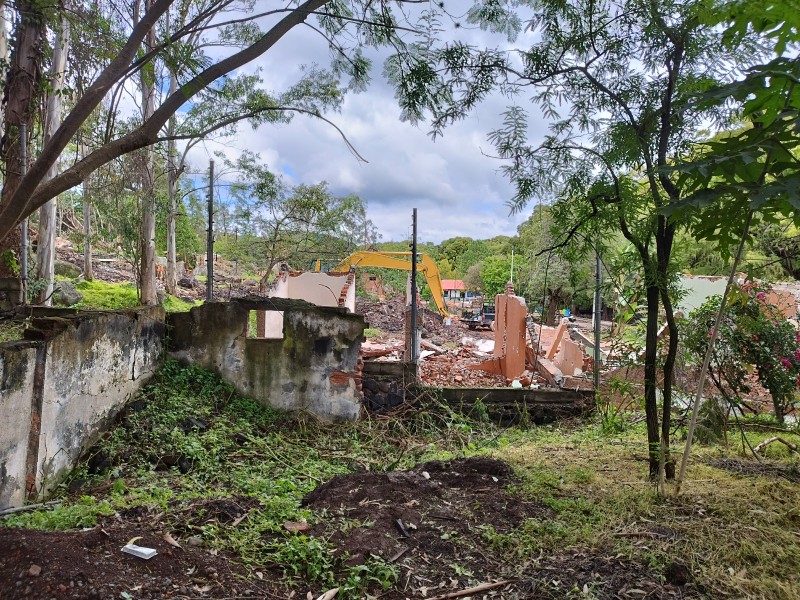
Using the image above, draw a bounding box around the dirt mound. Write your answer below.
[300,457,697,599]
[0,523,282,599]
[302,457,548,585]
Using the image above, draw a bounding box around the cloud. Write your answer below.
[184,7,549,244]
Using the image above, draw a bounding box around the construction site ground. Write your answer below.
[2,359,798,600]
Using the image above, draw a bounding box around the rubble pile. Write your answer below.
[355,296,407,332]
[355,295,445,333]
[419,349,508,387]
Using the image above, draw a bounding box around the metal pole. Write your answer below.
[20,124,28,304]
[410,208,418,363]
[593,250,602,390]
[206,159,214,302]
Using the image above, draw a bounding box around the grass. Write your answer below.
[0,320,25,343]
[363,327,383,339]
[60,279,201,313]
[2,361,799,599]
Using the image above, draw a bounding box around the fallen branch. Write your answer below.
[426,579,515,600]
[0,500,60,516]
[753,436,798,456]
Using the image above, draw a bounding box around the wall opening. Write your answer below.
[249,310,284,340]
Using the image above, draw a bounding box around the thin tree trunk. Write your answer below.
[165,68,178,295]
[660,288,678,481]
[35,7,71,304]
[138,0,158,305]
[644,283,661,479]
[82,147,92,281]
[0,0,9,136]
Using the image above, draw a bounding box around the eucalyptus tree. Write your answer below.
[34,4,72,304]
[0,0,507,297]
[393,0,765,479]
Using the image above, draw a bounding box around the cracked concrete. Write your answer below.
[0,307,164,509]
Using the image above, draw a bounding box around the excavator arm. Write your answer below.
[329,251,449,317]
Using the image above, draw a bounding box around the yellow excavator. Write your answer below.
[315,251,450,317]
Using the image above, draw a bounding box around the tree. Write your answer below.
[666,0,800,249]
[480,255,511,297]
[463,262,483,294]
[33,4,71,303]
[219,152,376,279]
[0,0,503,272]
[517,205,592,325]
[400,0,764,479]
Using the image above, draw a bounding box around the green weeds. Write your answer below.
[3,361,799,598]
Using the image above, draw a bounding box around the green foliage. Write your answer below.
[155,196,202,259]
[668,1,800,251]
[363,327,382,339]
[684,281,800,422]
[73,280,140,310]
[1,249,20,276]
[3,496,114,530]
[480,255,511,296]
[162,295,202,313]
[70,279,198,312]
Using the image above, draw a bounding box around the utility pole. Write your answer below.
[206,159,214,302]
[20,123,27,304]
[410,208,419,363]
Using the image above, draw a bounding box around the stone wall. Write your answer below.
[168,297,365,420]
[362,361,417,412]
[432,386,594,425]
[0,307,164,509]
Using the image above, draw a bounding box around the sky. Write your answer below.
[184,3,548,245]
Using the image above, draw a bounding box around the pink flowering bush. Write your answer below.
[685,281,800,423]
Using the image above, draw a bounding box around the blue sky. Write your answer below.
[182,5,549,244]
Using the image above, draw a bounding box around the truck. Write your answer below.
[460,302,495,330]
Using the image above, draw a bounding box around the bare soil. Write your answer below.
[0,457,700,599]
[302,457,698,599]
[0,522,284,599]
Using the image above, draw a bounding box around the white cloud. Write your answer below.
[183,6,550,244]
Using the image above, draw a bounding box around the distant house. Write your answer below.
[442,279,466,300]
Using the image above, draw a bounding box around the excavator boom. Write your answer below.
[329,251,449,317]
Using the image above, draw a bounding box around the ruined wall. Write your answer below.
[260,271,356,338]
[0,307,164,509]
[0,343,36,509]
[169,298,365,420]
[362,360,417,412]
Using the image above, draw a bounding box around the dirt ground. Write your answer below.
[0,457,698,600]
[0,522,284,599]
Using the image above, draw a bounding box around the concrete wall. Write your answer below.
[260,271,356,338]
[0,307,164,509]
[0,342,37,510]
[431,386,595,425]
[169,297,366,420]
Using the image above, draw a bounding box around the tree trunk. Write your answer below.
[138,0,158,306]
[0,0,9,136]
[35,8,71,304]
[644,283,661,479]
[0,2,44,279]
[660,285,678,480]
[82,155,93,281]
[165,69,178,295]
